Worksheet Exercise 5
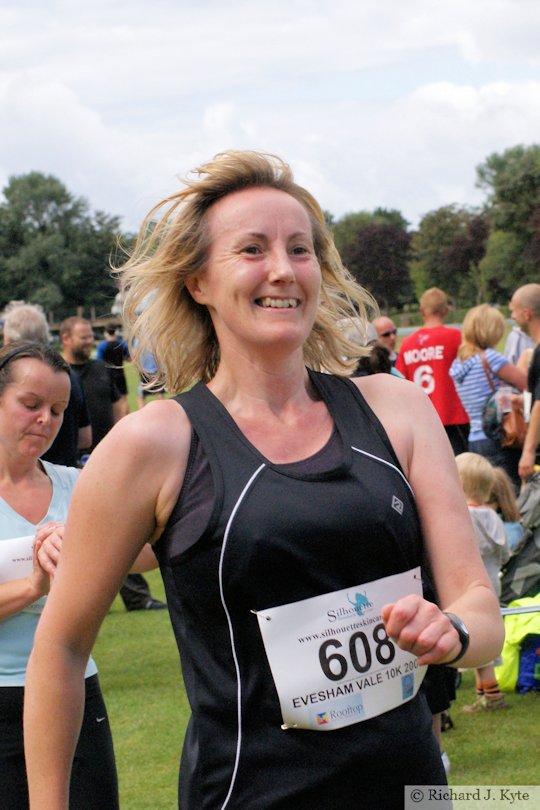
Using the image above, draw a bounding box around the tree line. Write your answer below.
[1,144,538,321]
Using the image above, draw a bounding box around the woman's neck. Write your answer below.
[206,359,333,464]
[208,351,312,416]
[0,458,51,524]
[0,455,44,487]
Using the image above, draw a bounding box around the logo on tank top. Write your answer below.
[391,495,404,515]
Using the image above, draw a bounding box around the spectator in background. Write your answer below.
[510,284,540,480]
[372,315,398,366]
[0,342,119,809]
[503,325,534,367]
[488,466,524,551]
[395,288,470,455]
[345,319,404,378]
[59,317,123,453]
[336,318,392,377]
[504,290,534,378]
[2,303,91,467]
[96,324,130,418]
[60,316,166,612]
[456,453,510,713]
[2,302,51,345]
[449,304,527,488]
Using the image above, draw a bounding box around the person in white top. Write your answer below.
[0,342,119,809]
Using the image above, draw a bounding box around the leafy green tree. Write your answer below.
[0,172,122,318]
[372,207,409,231]
[323,210,335,228]
[524,207,540,268]
[409,205,488,305]
[333,212,378,255]
[442,214,490,304]
[339,222,412,311]
[332,209,408,255]
[331,208,412,310]
[476,144,540,282]
[477,144,540,236]
[476,230,524,304]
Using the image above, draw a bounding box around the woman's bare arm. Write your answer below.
[356,374,504,668]
[24,399,191,810]
[130,543,160,573]
[0,547,48,619]
[498,361,527,391]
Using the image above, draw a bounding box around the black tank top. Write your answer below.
[154,370,445,809]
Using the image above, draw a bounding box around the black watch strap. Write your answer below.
[443,612,470,665]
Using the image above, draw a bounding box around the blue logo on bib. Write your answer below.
[347,591,373,616]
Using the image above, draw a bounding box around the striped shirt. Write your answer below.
[449,349,508,441]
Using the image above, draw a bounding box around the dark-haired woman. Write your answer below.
[0,342,119,810]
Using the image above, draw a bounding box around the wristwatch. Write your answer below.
[443,612,470,665]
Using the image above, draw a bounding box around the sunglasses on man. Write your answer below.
[379,329,397,338]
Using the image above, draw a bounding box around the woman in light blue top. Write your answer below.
[450,304,527,486]
[0,342,119,810]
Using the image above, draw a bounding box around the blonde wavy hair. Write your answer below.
[457,304,506,361]
[488,467,521,522]
[455,452,495,505]
[117,150,377,393]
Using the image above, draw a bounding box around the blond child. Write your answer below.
[456,453,511,711]
[488,466,524,551]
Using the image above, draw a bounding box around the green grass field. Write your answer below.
[91,357,538,808]
[94,571,185,810]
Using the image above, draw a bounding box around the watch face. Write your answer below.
[444,612,470,664]
[450,614,464,632]
[455,615,469,639]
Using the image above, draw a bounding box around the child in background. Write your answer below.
[489,466,524,551]
[456,453,511,712]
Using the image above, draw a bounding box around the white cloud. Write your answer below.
[0,1,539,232]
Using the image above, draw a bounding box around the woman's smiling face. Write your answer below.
[186,186,322,358]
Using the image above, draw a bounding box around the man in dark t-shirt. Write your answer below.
[60,316,166,611]
[60,317,124,452]
[42,369,91,466]
[70,360,122,450]
[96,324,130,418]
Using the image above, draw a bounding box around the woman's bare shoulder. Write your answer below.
[350,373,447,475]
[86,398,192,494]
[80,398,194,542]
[351,373,425,411]
[105,398,191,453]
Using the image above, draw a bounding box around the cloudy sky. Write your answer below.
[1,0,539,232]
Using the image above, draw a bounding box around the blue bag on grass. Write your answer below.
[516,634,540,693]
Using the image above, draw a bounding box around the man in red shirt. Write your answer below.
[395,288,469,454]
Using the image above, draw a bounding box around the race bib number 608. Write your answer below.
[256,567,426,731]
